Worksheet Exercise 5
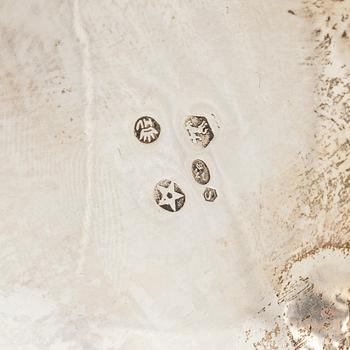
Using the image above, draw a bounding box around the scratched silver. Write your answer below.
[0,0,349,349]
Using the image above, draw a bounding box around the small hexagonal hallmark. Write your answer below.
[184,115,214,148]
[203,187,217,202]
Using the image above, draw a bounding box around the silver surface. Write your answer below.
[0,0,349,349]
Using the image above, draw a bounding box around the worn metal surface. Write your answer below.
[0,0,349,349]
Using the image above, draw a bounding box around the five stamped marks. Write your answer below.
[134,115,218,212]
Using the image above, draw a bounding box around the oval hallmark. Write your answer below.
[192,159,210,185]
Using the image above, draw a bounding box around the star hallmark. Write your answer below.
[154,179,186,212]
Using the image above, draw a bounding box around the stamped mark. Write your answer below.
[154,179,185,212]
[185,116,214,148]
[192,159,210,185]
[203,187,217,202]
[134,116,161,144]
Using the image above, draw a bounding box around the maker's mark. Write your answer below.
[134,116,161,144]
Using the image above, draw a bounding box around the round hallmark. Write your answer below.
[154,179,185,212]
[134,116,161,144]
[192,159,210,185]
